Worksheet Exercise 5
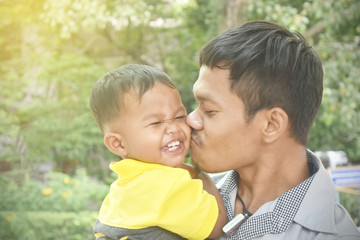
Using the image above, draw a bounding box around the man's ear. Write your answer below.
[104,132,128,157]
[262,107,288,143]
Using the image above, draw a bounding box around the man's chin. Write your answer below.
[190,155,211,172]
[190,152,201,167]
[191,156,225,173]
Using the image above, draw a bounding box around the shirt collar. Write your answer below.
[293,150,337,234]
[219,150,328,239]
[110,159,161,182]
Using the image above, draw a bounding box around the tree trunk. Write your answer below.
[220,0,248,32]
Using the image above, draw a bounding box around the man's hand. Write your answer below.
[176,162,199,179]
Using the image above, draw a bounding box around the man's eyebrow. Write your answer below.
[194,90,217,103]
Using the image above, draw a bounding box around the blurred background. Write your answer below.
[1,0,359,239]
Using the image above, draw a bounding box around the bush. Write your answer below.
[340,191,360,226]
[0,211,97,240]
[0,168,109,239]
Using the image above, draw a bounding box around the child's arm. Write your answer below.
[178,163,227,238]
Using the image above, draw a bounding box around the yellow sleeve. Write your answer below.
[157,170,219,240]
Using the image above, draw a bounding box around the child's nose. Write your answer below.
[165,121,181,134]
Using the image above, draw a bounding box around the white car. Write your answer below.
[314,150,349,169]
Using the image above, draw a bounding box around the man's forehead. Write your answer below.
[193,66,211,92]
[192,79,219,104]
[192,66,231,102]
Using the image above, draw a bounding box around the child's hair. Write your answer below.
[90,64,176,132]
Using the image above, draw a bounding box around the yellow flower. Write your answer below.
[42,188,53,195]
[61,189,72,198]
[64,177,71,184]
[61,192,69,198]
[5,213,16,222]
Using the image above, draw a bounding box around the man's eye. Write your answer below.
[205,111,216,116]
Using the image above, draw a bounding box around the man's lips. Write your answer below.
[190,135,200,146]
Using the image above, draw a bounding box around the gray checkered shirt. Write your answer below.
[215,152,317,239]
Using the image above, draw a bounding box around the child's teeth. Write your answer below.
[168,141,180,147]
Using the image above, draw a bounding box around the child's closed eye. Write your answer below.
[175,115,186,120]
[149,121,162,126]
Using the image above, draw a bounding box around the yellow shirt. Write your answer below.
[97,159,218,240]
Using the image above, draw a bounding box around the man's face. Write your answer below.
[111,82,191,167]
[186,66,262,173]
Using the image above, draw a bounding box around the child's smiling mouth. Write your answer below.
[161,140,184,154]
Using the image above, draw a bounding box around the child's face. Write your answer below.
[113,82,191,167]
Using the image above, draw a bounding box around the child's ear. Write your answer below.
[104,132,128,157]
[262,107,288,143]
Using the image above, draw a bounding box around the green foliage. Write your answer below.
[304,0,360,162]
[247,0,309,32]
[0,169,109,239]
[0,211,97,239]
[309,40,360,160]
[0,169,108,212]
[339,191,360,226]
[165,0,225,111]
[40,0,109,39]
[0,0,230,175]
[20,53,110,169]
[0,0,359,230]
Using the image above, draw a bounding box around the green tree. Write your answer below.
[0,0,359,178]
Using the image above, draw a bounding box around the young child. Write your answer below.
[90,64,227,240]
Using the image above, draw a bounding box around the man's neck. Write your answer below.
[234,144,309,215]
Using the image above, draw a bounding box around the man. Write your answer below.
[186,20,360,239]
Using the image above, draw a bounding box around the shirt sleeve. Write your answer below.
[157,169,219,240]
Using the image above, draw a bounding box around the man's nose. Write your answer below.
[186,109,203,130]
